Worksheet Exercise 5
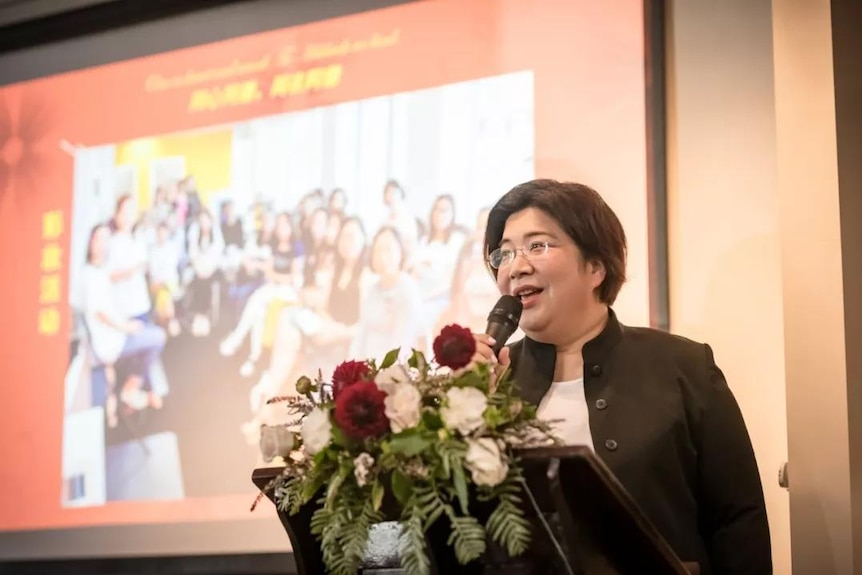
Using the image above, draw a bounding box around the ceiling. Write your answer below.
[0,0,249,54]
[0,0,118,27]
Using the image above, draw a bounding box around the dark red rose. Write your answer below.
[331,360,371,398]
[334,381,390,440]
[433,324,476,370]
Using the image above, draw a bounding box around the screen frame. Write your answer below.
[0,0,669,572]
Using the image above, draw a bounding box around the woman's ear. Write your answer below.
[589,260,607,289]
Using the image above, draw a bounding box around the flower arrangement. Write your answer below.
[253,324,556,575]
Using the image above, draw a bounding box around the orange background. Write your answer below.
[0,0,646,531]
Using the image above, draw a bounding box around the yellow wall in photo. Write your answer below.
[114,129,232,209]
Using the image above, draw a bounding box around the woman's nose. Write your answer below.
[508,250,534,279]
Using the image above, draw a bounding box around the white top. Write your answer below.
[537,378,595,451]
[412,232,466,299]
[351,272,426,362]
[81,264,127,364]
[107,231,151,318]
[384,206,420,250]
[149,241,180,288]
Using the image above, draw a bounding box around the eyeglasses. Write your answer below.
[487,241,555,269]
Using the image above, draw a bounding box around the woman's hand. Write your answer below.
[468,333,511,391]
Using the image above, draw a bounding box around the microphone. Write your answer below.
[486,295,523,357]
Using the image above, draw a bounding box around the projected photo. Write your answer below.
[60,71,534,507]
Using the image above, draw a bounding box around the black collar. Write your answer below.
[511,307,624,407]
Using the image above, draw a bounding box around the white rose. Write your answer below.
[441,387,487,435]
[465,437,509,487]
[374,365,410,394]
[384,382,423,433]
[300,408,332,455]
[353,452,375,487]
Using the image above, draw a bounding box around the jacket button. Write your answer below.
[590,364,602,376]
[596,398,608,410]
[605,439,618,451]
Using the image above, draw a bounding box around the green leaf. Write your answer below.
[483,405,506,429]
[452,464,469,515]
[325,471,345,509]
[371,481,385,512]
[313,449,327,466]
[445,514,487,564]
[330,424,350,448]
[389,430,434,457]
[381,347,401,369]
[454,369,487,391]
[440,450,451,479]
[408,349,427,371]
[391,469,413,505]
[399,502,431,575]
[438,440,467,483]
[300,465,327,504]
[340,499,383,572]
[484,466,532,557]
[520,403,538,419]
[413,484,446,531]
[421,410,443,430]
[377,450,397,469]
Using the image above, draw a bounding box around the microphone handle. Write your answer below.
[486,322,514,357]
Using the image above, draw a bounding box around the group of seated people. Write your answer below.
[77,175,503,441]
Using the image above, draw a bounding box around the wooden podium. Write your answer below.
[252,445,700,574]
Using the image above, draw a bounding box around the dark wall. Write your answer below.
[832,0,862,567]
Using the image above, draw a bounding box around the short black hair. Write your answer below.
[484,179,627,304]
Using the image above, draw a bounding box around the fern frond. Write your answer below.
[275,475,303,514]
[315,504,348,571]
[444,511,487,564]
[309,503,331,536]
[413,484,446,530]
[340,498,384,568]
[485,466,531,556]
[399,499,432,575]
[486,496,531,556]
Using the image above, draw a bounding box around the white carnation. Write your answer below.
[384,382,423,433]
[353,452,375,487]
[374,364,410,394]
[440,387,487,435]
[465,437,509,487]
[300,407,332,455]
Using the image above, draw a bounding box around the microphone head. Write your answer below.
[487,294,523,329]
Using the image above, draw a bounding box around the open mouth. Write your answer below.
[515,288,544,307]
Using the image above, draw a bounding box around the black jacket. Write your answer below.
[508,308,772,575]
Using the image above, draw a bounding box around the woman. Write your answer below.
[301,207,333,290]
[350,226,426,361]
[227,208,275,317]
[410,194,466,330]
[107,194,152,322]
[471,179,771,574]
[240,218,369,444]
[82,223,167,427]
[328,187,347,216]
[148,222,181,337]
[435,207,523,338]
[186,209,225,336]
[220,211,303,377]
